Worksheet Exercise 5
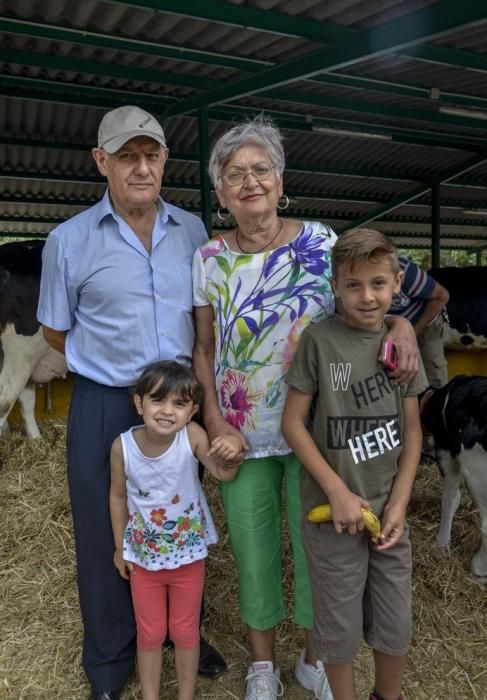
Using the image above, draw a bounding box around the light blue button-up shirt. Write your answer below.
[37,190,208,386]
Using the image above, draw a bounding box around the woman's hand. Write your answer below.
[383,315,419,384]
[208,434,244,462]
[205,414,248,467]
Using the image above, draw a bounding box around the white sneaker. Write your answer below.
[244,660,284,699]
[295,649,334,700]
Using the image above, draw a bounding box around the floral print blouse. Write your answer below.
[193,220,337,459]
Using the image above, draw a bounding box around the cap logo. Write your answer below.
[138,116,153,128]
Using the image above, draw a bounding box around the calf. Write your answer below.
[0,240,67,438]
[430,266,487,351]
[420,375,487,583]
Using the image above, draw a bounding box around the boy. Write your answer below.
[282,228,427,700]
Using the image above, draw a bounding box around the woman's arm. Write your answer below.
[192,305,248,455]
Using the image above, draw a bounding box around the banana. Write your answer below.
[307,504,381,540]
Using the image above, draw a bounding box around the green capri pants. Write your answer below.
[219,453,313,631]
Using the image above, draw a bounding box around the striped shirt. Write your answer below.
[389,256,436,325]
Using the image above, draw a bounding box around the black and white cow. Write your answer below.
[430,266,487,351]
[420,375,487,583]
[0,240,67,438]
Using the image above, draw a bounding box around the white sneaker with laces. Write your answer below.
[295,649,334,700]
[244,660,284,700]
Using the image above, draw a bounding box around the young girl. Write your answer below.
[109,360,241,700]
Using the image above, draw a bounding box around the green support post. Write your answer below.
[198,108,212,236]
[431,183,441,268]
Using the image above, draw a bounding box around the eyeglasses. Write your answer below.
[220,162,276,187]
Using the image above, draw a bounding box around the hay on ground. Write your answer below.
[1,422,486,699]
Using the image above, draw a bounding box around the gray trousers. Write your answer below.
[418,314,449,389]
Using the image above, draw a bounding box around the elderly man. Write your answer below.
[37,106,226,700]
[390,256,450,389]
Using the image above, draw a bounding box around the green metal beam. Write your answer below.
[198,108,212,234]
[313,73,487,111]
[0,171,204,192]
[0,140,422,182]
[336,154,487,232]
[166,1,487,115]
[1,77,486,156]
[401,44,487,73]
[209,107,487,153]
[265,88,487,132]
[6,16,487,118]
[0,75,173,111]
[0,194,98,207]
[0,48,216,90]
[431,183,441,267]
[102,0,355,42]
[0,16,269,72]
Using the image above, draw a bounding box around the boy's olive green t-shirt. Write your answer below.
[286,315,428,517]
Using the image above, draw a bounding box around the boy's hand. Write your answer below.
[376,502,406,550]
[208,434,246,464]
[329,487,370,535]
[114,550,134,579]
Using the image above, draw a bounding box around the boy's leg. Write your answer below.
[372,651,406,700]
[302,519,368,698]
[364,529,412,700]
[324,663,356,700]
[168,560,205,700]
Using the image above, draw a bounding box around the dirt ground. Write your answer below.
[1,422,486,699]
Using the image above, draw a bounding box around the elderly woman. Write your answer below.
[192,117,417,700]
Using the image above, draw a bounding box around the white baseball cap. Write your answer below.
[98,106,167,153]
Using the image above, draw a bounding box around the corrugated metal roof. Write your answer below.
[0,0,486,252]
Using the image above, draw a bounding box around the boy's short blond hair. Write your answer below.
[331,227,400,279]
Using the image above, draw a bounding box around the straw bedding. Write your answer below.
[1,422,486,699]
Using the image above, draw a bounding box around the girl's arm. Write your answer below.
[282,386,369,535]
[192,304,248,460]
[377,395,422,550]
[109,437,133,579]
[187,422,240,482]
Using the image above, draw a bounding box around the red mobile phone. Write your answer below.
[381,340,398,370]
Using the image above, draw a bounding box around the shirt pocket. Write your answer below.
[176,263,193,310]
[155,263,193,310]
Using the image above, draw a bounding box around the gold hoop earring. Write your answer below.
[217,206,231,221]
[277,194,290,211]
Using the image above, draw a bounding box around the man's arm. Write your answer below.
[42,326,67,355]
[413,280,449,336]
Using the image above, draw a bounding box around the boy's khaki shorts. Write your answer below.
[303,518,412,664]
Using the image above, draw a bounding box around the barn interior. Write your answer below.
[1,2,487,699]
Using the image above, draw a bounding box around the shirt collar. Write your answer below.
[95,188,183,227]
